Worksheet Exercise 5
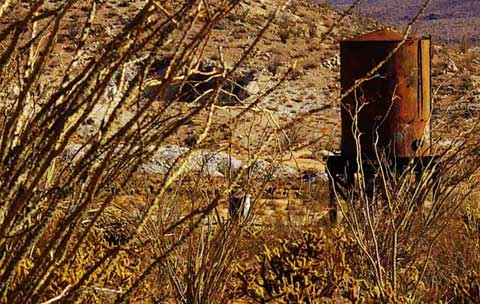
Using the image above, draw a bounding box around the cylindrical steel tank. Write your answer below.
[340,30,432,160]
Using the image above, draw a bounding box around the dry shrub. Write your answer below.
[162,219,246,304]
[307,19,318,38]
[234,227,425,303]
[315,1,331,10]
[303,58,319,70]
[277,13,291,44]
[463,205,480,237]
[449,271,480,303]
[268,55,282,76]
[0,0,270,302]
[278,27,290,44]
[326,119,480,302]
[233,153,480,303]
[235,228,359,303]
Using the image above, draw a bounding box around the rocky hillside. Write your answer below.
[161,0,480,157]
[328,0,480,46]
[20,0,477,174]
[4,0,478,173]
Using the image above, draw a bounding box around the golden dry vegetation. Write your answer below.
[0,0,479,303]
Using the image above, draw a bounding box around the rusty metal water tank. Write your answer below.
[340,30,432,160]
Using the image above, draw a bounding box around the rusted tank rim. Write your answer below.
[342,30,419,43]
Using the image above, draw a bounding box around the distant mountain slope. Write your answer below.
[327,0,480,45]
